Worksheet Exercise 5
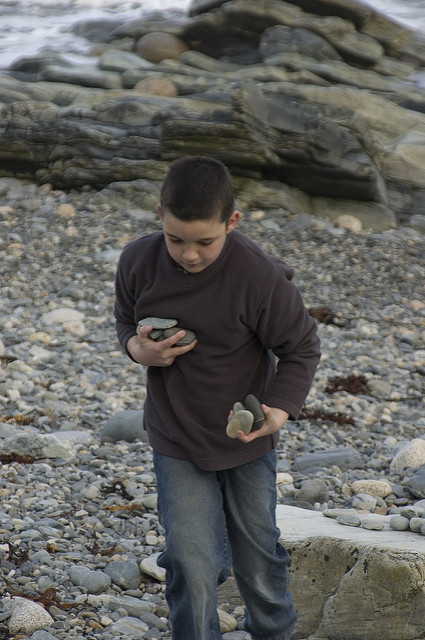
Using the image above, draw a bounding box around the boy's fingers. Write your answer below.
[164,329,186,347]
[236,428,260,443]
[175,338,198,354]
[137,325,153,340]
[164,331,198,351]
[137,326,197,363]
[138,327,186,346]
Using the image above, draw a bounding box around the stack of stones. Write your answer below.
[389,505,425,534]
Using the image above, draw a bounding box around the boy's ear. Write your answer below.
[158,204,163,220]
[226,210,240,233]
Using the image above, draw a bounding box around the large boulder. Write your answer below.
[214,503,425,638]
[0,0,424,228]
[276,505,425,640]
[275,506,425,639]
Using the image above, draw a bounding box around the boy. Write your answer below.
[114,156,320,640]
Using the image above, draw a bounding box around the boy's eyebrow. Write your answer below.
[165,231,219,242]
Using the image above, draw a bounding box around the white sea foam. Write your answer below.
[0,0,191,68]
[361,0,425,32]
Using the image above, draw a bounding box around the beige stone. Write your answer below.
[135,32,189,63]
[413,350,425,367]
[335,213,362,231]
[311,197,396,231]
[276,472,294,486]
[2,597,54,635]
[390,438,425,472]
[57,203,75,218]
[218,609,237,633]
[351,479,392,498]
[134,76,178,97]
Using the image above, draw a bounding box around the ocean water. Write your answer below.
[0,0,192,68]
[0,0,424,70]
[362,0,425,33]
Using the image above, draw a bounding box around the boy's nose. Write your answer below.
[182,246,198,261]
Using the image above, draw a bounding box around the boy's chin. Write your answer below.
[180,262,205,272]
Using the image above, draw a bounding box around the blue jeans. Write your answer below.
[153,450,296,640]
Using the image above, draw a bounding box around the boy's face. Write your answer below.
[159,207,239,273]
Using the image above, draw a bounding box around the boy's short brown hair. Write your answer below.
[160,156,235,223]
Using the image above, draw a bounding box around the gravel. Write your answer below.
[0,178,424,638]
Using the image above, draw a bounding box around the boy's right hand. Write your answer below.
[127,325,197,367]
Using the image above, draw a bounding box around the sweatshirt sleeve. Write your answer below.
[255,266,321,419]
[114,249,138,358]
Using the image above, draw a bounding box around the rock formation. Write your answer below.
[218,504,425,640]
[1,0,425,228]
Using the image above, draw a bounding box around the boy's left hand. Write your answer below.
[235,405,289,443]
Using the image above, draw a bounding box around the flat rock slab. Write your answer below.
[276,504,425,551]
[275,505,425,640]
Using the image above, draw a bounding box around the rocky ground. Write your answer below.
[0,177,424,639]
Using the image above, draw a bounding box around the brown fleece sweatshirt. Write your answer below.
[114,229,320,471]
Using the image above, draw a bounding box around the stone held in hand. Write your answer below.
[244,393,265,430]
[226,394,265,438]
[226,409,254,439]
[162,326,197,346]
[137,317,197,345]
[137,317,178,330]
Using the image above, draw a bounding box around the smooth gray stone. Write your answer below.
[100,409,147,443]
[103,560,141,590]
[137,318,197,345]
[0,422,17,438]
[323,508,359,519]
[107,595,156,616]
[362,519,385,531]
[352,493,377,512]
[297,479,329,505]
[40,63,122,89]
[140,612,169,631]
[148,328,163,340]
[28,632,59,640]
[409,518,425,533]
[293,447,363,471]
[389,515,410,531]
[336,514,361,527]
[68,566,112,594]
[408,465,425,499]
[261,25,342,61]
[98,49,153,73]
[107,617,149,636]
[244,394,265,430]
[400,506,420,520]
[162,326,197,345]
[137,317,178,330]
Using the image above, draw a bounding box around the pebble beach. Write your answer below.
[0,177,424,639]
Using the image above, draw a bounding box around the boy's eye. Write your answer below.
[168,237,213,246]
